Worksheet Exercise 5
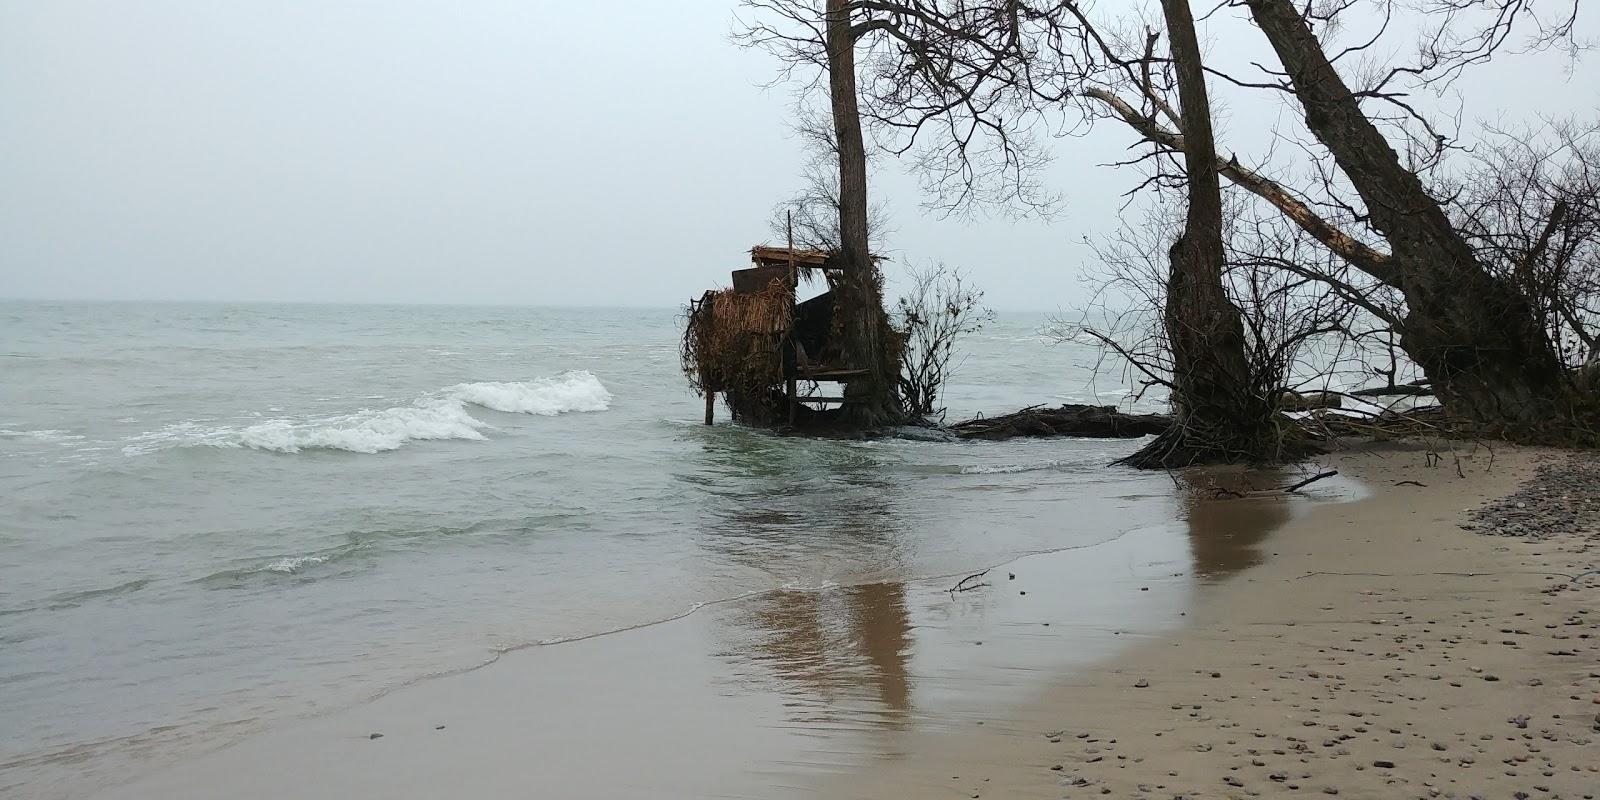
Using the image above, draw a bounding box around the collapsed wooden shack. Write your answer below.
[682,246,875,427]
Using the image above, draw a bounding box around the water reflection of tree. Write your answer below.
[740,582,912,725]
[1176,468,1293,580]
[687,434,914,728]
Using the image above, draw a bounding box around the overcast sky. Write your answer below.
[1,1,1595,311]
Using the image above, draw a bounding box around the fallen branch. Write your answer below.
[1281,470,1338,493]
[949,569,990,593]
[1351,380,1432,397]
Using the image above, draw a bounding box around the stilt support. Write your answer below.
[786,378,798,426]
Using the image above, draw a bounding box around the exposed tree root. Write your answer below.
[1113,423,1322,469]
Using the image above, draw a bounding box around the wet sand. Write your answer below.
[92,445,1599,800]
[818,444,1600,799]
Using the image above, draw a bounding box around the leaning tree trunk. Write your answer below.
[1246,0,1582,439]
[825,0,898,427]
[1124,0,1282,468]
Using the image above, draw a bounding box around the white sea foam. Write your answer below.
[237,401,489,454]
[961,459,1072,475]
[263,555,329,573]
[121,371,614,456]
[1,428,85,443]
[446,371,612,415]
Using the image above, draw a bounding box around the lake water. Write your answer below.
[0,301,1182,798]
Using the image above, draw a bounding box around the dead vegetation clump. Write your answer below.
[681,279,793,423]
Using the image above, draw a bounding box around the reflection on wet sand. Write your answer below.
[740,582,914,725]
[681,436,1320,793]
[1178,468,1293,579]
[692,434,917,725]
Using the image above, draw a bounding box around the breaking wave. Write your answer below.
[236,401,488,454]
[445,372,613,416]
[123,371,612,456]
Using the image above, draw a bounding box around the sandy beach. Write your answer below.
[90,444,1598,800]
[821,444,1600,800]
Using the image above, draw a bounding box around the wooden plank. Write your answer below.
[794,368,870,380]
[794,396,855,404]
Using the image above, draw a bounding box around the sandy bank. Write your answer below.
[819,444,1600,800]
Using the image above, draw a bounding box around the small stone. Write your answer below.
[1373,760,1396,769]
[368,733,383,740]
[1135,679,1150,688]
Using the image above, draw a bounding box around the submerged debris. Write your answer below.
[948,404,1171,441]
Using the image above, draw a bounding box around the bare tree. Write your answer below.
[893,263,993,421]
[1449,116,1600,379]
[1239,0,1590,439]
[743,1,1598,442]
[1058,0,1594,440]
[1108,0,1275,466]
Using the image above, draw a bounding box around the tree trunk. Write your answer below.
[1245,0,1580,439]
[1125,0,1282,467]
[826,0,898,427]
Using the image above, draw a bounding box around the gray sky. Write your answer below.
[1,1,1595,311]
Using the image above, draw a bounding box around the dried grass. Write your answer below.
[681,278,793,403]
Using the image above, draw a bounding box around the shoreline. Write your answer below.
[87,444,1599,800]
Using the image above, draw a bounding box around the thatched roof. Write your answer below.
[749,245,886,271]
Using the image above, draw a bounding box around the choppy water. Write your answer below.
[0,301,1172,798]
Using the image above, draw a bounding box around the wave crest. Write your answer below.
[124,371,613,456]
[238,401,488,454]
[445,372,612,416]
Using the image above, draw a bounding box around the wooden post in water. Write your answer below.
[704,391,714,425]
[787,378,797,426]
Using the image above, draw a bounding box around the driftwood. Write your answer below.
[949,404,1172,441]
[1310,406,1459,440]
[949,569,990,593]
[1281,470,1338,492]
[1350,379,1432,398]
